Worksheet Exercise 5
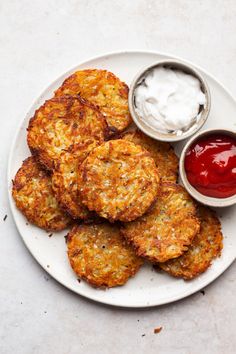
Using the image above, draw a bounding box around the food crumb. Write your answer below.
[47,265,50,268]
[154,327,162,334]
[48,233,53,238]
[141,334,145,337]
[3,214,7,221]
[77,279,81,283]
[200,290,205,295]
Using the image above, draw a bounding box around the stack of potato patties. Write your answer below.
[12,69,223,288]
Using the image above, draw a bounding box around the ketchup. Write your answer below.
[185,133,236,198]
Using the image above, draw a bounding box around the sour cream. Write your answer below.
[134,67,206,136]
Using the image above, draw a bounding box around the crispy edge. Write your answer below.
[51,167,91,220]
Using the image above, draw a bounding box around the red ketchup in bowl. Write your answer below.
[185,133,236,198]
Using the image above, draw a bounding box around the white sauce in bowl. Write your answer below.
[134,67,206,136]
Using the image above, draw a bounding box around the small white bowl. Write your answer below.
[128,59,211,142]
[179,128,236,207]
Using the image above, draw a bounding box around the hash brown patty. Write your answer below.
[27,95,108,170]
[159,206,223,279]
[120,129,179,182]
[54,69,132,134]
[77,139,160,222]
[66,223,143,288]
[12,157,71,231]
[121,183,200,263]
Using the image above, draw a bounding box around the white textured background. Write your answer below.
[1,1,236,353]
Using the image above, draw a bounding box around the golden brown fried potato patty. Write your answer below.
[12,157,71,231]
[67,223,143,288]
[77,139,160,222]
[27,95,108,170]
[121,129,179,182]
[159,206,223,279]
[54,69,132,134]
[121,183,200,263]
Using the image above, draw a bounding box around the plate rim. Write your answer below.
[8,50,236,308]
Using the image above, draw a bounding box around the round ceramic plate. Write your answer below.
[8,51,236,308]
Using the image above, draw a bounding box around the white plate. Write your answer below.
[8,51,236,308]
